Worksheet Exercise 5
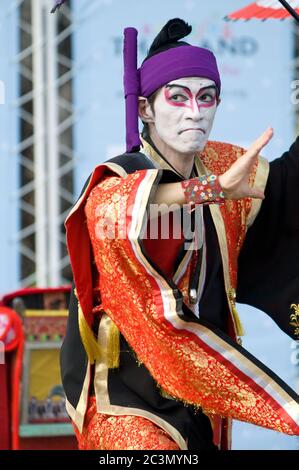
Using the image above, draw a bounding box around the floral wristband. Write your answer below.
[181,174,225,209]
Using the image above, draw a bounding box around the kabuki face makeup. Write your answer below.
[149,77,219,156]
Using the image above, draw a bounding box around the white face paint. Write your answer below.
[151,77,218,155]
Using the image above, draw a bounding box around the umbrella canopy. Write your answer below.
[226,0,299,21]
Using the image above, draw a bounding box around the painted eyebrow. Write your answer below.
[165,84,217,93]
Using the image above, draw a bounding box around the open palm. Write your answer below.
[219,127,273,200]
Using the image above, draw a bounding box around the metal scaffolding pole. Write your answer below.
[16,0,74,287]
[31,0,47,286]
[46,7,60,286]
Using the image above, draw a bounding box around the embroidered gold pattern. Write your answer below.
[76,397,180,450]
[107,320,120,369]
[290,304,299,337]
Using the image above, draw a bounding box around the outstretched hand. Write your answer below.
[218,127,273,200]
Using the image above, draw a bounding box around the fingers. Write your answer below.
[246,127,274,159]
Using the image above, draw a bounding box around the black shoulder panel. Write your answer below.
[107,151,156,172]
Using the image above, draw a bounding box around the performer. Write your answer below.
[60,19,299,450]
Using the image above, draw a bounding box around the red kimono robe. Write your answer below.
[62,138,299,449]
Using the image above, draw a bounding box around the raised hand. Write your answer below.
[218,127,273,200]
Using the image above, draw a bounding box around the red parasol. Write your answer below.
[226,0,299,22]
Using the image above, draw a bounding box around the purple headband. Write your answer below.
[123,27,221,153]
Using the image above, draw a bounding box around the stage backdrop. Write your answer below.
[72,0,298,449]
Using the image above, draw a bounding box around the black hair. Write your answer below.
[143,18,192,62]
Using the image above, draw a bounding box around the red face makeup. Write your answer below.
[148,77,219,157]
[164,84,217,112]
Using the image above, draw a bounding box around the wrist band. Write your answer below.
[181,174,225,209]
